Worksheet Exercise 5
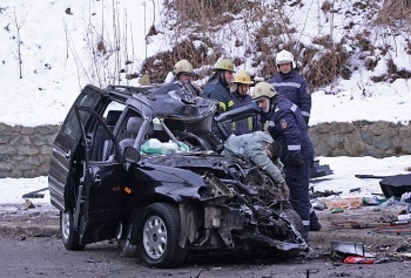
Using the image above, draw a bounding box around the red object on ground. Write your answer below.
[344,256,374,264]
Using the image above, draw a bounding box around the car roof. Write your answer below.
[105,83,217,123]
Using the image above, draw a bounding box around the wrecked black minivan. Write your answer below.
[48,82,307,268]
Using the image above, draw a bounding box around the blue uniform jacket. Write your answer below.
[231,92,255,135]
[268,71,311,119]
[266,98,314,164]
[202,81,234,112]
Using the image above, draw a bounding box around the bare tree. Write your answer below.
[12,7,27,79]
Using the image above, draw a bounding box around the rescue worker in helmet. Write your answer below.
[172,59,195,82]
[269,51,321,231]
[202,58,236,113]
[253,82,317,242]
[268,50,312,125]
[230,70,260,135]
[163,59,200,96]
[222,131,290,199]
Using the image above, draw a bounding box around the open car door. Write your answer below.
[73,105,128,246]
[48,85,105,211]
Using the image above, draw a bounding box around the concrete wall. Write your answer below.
[1,120,410,178]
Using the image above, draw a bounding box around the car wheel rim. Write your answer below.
[61,212,71,240]
[143,215,168,259]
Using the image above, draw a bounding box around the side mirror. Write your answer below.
[123,147,140,163]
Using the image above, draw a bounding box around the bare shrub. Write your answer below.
[145,0,357,90]
[96,41,107,55]
[375,0,411,25]
[371,58,411,83]
[255,54,277,80]
[355,32,374,53]
[321,1,332,12]
[140,35,220,84]
[303,44,350,89]
[173,0,251,25]
[312,35,333,49]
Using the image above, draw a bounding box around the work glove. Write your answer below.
[280,181,290,200]
[286,157,305,170]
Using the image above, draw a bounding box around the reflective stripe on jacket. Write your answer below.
[268,70,311,118]
[266,98,314,164]
[231,92,255,135]
[203,82,234,112]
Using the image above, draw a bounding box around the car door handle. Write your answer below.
[53,148,71,159]
[93,175,101,185]
[64,150,71,159]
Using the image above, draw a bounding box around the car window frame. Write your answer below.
[74,105,122,163]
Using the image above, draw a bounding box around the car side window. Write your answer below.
[62,89,101,140]
[90,117,115,162]
[89,101,126,161]
[73,106,119,162]
[102,101,126,132]
[116,110,143,141]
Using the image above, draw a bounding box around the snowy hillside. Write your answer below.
[0,0,410,126]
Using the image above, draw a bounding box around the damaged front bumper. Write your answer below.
[179,172,308,254]
[242,232,308,251]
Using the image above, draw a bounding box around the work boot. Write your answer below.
[310,221,322,231]
[309,208,322,231]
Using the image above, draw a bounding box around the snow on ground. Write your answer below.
[1,0,410,126]
[0,176,53,209]
[1,156,410,207]
[1,0,411,207]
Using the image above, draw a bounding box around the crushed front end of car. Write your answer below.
[143,154,308,257]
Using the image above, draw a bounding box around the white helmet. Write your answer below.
[276,50,296,70]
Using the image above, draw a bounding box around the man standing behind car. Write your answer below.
[231,70,261,135]
[202,58,236,113]
[165,59,195,83]
[268,50,321,232]
[268,50,311,125]
[163,59,201,96]
[221,131,290,199]
[252,81,314,242]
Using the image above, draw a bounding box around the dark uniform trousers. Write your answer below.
[285,156,313,242]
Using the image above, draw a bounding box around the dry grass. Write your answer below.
[139,0,411,90]
[170,0,252,26]
[374,0,411,25]
[147,0,354,89]
[371,58,411,83]
[140,35,220,84]
[303,44,350,88]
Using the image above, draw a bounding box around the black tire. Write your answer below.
[138,203,188,268]
[60,210,86,251]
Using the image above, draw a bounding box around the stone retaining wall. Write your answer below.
[308,120,411,157]
[0,123,60,178]
[0,121,410,178]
